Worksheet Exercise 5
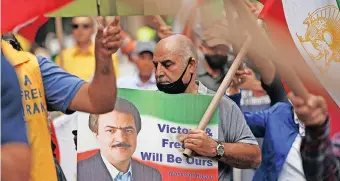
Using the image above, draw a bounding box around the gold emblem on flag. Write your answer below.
[297,5,340,72]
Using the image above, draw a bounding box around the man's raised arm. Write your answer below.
[68,17,122,113]
[40,17,123,115]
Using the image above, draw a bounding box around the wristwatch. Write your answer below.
[213,141,224,160]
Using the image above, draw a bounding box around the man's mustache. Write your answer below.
[157,77,170,84]
[111,142,131,148]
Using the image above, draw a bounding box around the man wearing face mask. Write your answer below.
[196,38,232,92]
[153,34,261,181]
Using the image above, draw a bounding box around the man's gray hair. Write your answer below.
[89,97,142,134]
[170,34,198,67]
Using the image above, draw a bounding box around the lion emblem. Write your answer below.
[297,5,340,72]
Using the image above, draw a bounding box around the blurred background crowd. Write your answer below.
[3,0,340,180]
[12,1,269,180]
[17,0,269,113]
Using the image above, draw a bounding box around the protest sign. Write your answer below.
[77,88,219,181]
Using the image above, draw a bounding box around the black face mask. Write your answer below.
[204,54,228,70]
[157,61,193,94]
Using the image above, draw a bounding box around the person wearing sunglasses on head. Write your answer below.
[55,17,120,81]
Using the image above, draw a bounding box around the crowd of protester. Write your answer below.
[2,1,339,181]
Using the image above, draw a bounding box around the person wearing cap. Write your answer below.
[77,98,162,181]
[196,36,233,92]
[193,6,233,92]
[117,41,157,90]
[197,17,272,112]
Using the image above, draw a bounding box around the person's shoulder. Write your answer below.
[219,95,239,109]
[58,47,77,56]
[198,83,238,110]
[332,132,340,155]
[36,55,53,65]
[78,152,101,168]
[269,102,293,113]
[77,152,109,181]
[35,55,62,74]
[197,81,216,96]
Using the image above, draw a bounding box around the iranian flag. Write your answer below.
[258,0,340,136]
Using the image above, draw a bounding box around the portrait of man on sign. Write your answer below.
[77,97,162,181]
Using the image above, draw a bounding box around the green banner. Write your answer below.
[77,88,219,181]
[117,88,219,125]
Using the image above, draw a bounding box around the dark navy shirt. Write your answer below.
[1,53,28,145]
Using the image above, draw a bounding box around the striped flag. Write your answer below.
[259,0,340,136]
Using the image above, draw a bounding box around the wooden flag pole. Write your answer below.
[183,35,252,157]
[153,15,167,27]
[96,0,101,16]
[55,17,64,69]
[181,0,200,43]
[223,0,309,100]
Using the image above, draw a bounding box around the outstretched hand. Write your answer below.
[288,92,328,126]
[95,16,123,58]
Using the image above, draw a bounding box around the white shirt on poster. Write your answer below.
[100,153,132,181]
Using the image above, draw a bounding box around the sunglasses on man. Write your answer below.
[72,23,91,29]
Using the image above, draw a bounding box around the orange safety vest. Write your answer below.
[2,40,57,181]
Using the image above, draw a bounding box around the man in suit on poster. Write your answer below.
[77,97,162,181]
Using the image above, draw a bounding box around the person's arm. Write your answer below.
[288,93,339,181]
[227,87,274,138]
[39,54,116,114]
[39,17,123,114]
[300,119,340,181]
[1,144,31,181]
[261,73,289,105]
[243,54,288,105]
[219,98,261,168]
[182,97,261,169]
[1,57,31,181]
[229,67,288,105]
